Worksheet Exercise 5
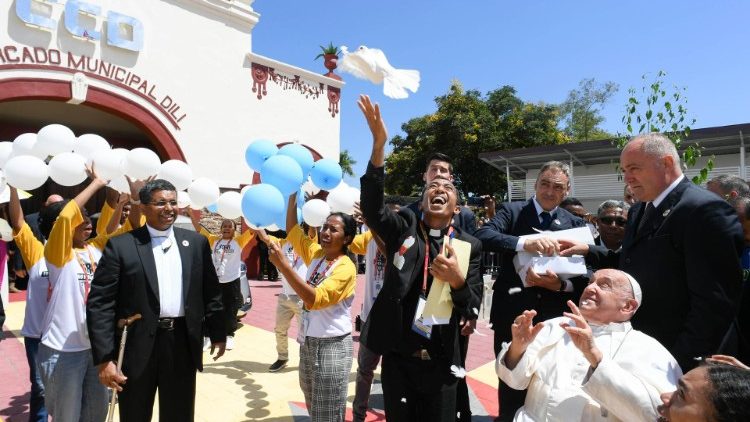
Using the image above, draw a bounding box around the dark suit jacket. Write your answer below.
[86,226,225,380]
[474,199,587,340]
[586,178,744,370]
[360,163,483,364]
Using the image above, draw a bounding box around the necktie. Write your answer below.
[540,211,553,230]
[637,202,656,235]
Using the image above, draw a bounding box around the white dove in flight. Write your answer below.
[339,45,420,99]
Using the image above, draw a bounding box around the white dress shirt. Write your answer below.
[652,175,685,208]
[147,225,184,317]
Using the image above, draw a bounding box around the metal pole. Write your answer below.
[569,155,575,196]
[740,131,746,180]
[506,160,512,201]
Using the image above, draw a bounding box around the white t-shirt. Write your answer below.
[361,238,386,322]
[201,228,254,283]
[280,241,308,296]
[15,223,50,339]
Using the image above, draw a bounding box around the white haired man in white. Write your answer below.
[496,269,682,421]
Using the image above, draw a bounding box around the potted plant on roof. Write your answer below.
[315,42,341,80]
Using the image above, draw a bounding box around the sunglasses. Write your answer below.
[599,216,627,227]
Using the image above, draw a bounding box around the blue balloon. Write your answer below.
[245,140,278,172]
[206,203,218,213]
[261,155,304,195]
[310,158,342,191]
[241,184,285,228]
[278,143,314,176]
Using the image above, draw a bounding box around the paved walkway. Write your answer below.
[0,276,499,421]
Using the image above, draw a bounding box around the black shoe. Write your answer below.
[240,302,252,312]
[268,359,288,372]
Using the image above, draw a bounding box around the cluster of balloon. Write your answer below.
[0,124,222,211]
[241,140,354,229]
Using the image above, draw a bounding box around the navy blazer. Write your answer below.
[360,163,483,364]
[87,226,225,380]
[587,178,744,371]
[474,199,587,339]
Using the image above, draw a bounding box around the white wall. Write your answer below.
[0,0,342,189]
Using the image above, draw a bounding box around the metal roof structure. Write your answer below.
[479,123,750,178]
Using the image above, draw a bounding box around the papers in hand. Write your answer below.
[420,236,471,326]
[514,227,594,286]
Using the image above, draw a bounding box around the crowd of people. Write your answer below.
[0,94,750,422]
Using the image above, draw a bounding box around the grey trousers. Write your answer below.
[299,333,353,422]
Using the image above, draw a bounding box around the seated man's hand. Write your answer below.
[505,309,545,369]
[558,239,589,257]
[561,300,602,368]
[526,269,562,291]
[97,361,127,391]
[523,237,559,256]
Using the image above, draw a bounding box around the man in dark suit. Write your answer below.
[358,95,483,421]
[561,133,744,373]
[87,179,226,422]
[405,153,477,234]
[473,161,586,421]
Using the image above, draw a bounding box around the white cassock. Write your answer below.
[496,317,682,422]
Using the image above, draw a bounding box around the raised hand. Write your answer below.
[505,309,544,369]
[266,238,287,270]
[358,94,387,167]
[558,239,590,257]
[561,300,602,368]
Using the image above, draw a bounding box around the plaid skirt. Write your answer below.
[299,333,353,422]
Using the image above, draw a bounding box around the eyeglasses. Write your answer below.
[599,216,627,227]
[147,200,178,208]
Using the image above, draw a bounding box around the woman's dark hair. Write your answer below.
[328,212,357,253]
[139,179,177,204]
[38,199,71,240]
[706,362,750,422]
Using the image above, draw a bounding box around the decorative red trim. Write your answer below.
[327,86,340,117]
[0,78,185,161]
[251,62,269,100]
[0,64,181,129]
[250,62,341,117]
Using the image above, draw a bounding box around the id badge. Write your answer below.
[296,309,309,345]
[411,295,432,339]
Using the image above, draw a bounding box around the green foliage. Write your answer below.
[384,81,567,198]
[314,42,340,60]
[339,150,357,177]
[619,71,711,184]
[560,78,619,141]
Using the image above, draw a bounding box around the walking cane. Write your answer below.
[107,313,142,422]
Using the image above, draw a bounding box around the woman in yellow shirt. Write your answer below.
[266,192,357,422]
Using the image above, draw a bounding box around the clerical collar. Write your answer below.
[421,217,452,238]
[589,320,632,334]
[146,224,174,238]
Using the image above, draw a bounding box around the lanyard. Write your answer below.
[418,222,454,294]
[306,256,340,287]
[214,238,232,267]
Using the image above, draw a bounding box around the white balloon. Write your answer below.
[74,134,110,163]
[158,160,193,191]
[327,184,357,214]
[177,191,191,209]
[48,152,87,186]
[92,149,125,181]
[188,177,220,208]
[13,133,37,158]
[36,124,75,157]
[125,148,161,180]
[5,155,49,190]
[302,199,330,227]
[107,176,130,194]
[265,224,280,232]
[0,170,7,198]
[217,191,242,219]
[0,142,13,168]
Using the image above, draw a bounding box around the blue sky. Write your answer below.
[251,1,750,187]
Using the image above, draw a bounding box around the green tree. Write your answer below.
[560,78,619,141]
[618,71,710,184]
[339,149,357,177]
[384,81,567,198]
